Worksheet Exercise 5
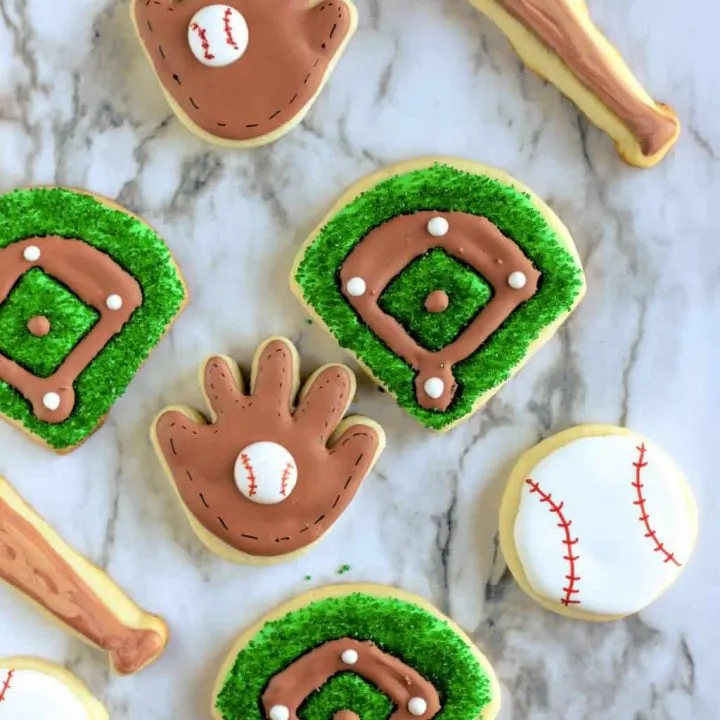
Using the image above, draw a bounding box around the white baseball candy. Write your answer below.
[106,294,123,311]
[426,216,449,237]
[23,245,41,262]
[341,649,359,665]
[0,668,90,719]
[268,706,290,720]
[188,5,249,68]
[408,697,428,716]
[234,441,298,505]
[513,433,696,616]
[42,392,61,411]
[346,277,367,297]
[507,271,527,289]
[423,377,444,399]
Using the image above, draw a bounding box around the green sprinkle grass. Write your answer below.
[294,163,584,431]
[215,592,495,719]
[0,188,186,450]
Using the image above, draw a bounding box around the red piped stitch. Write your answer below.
[0,669,14,702]
[632,444,681,566]
[240,453,258,497]
[190,23,215,61]
[223,7,239,49]
[280,462,294,497]
[526,478,581,606]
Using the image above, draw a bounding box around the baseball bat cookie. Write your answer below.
[0,476,168,674]
[131,0,357,147]
[0,187,187,453]
[152,337,385,563]
[291,158,586,432]
[499,425,698,621]
[467,0,680,167]
[0,657,108,719]
[213,584,501,719]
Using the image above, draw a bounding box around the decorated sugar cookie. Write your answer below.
[291,158,585,432]
[0,187,187,452]
[151,337,385,563]
[499,425,698,620]
[467,0,680,167]
[132,0,357,147]
[0,658,108,719]
[212,584,501,719]
[0,476,168,673]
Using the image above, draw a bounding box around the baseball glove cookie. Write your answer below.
[152,337,385,563]
[0,658,108,719]
[468,0,680,167]
[499,425,698,621]
[0,187,187,452]
[132,0,357,147]
[292,158,585,432]
[0,476,168,674]
[213,584,501,720]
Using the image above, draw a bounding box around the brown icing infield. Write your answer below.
[154,339,380,557]
[497,0,678,156]
[262,638,441,720]
[27,316,51,337]
[0,237,142,423]
[340,211,539,411]
[134,0,354,141]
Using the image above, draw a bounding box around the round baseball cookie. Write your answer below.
[151,337,385,564]
[0,658,108,719]
[131,0,358,147]
[467,0,680,168]
[212,584,501,719]
[0,475,168,674]
[0,187,187,453]
[499,425,698,621]
[291,158,586,433]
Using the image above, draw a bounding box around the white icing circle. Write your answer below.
[346,277,367,297]
[106,294,123,311]
[188,5,249,68]
[408,697,428,716]
[268,706,290,720]
[507,271,528,289]
[513,433,696,616]
[426,216,449,237]
[423,377,444,399]
[42,392,61,412]
[234,442,298,505]
[341,649,359,665]
[23,245,41,262]
[0,668,90,719]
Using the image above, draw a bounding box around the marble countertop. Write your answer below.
[1,0,718,717]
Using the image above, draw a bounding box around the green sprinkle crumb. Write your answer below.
[338,564,351,575]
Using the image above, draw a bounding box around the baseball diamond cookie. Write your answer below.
[291,158,585,432]
[0,187,187,452]
[0,476,168,673]
[132,0,357,147]
[0,658,108,719]
[499,425,698,621]
[152,337,385,563]
[213,584,501,719]
[468,0,680,167]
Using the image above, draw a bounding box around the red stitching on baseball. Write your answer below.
[190,23,215,61]
[280,462,294,497]
[0,669,14,702]
[240,452,258,497]
[223,7,239,49]
[526,478,581,606]
[632,443,681,566]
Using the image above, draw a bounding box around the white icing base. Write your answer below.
[0,669,89,719]
[234,441,298,505]
[514,434,695,616]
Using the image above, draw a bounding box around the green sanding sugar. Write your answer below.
[0,187,186,449]
[338,564,351,575]
[215,592,495,719]
[294,163,584,430]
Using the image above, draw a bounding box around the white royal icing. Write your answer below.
[514,434,695,616]
[106,294,123,311]
[188,5,249,68]
[346,277,367,297]
[426,216,449,237]
[234,441,298,505]
[268,706,290,720]
[341,649,359,665]
[423,377,444,399]
[408,697,428,716]
[42,392,61,411]
[0,668,90,719]
[507,271,527,289]
[23,246,41,262]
